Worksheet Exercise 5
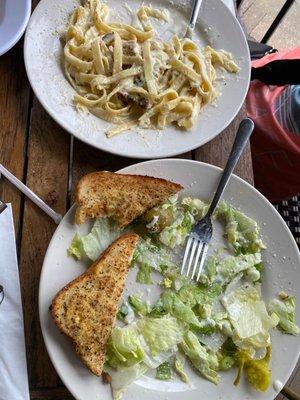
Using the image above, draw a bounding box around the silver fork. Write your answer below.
[181,118,255,281]
[184,0,203,39]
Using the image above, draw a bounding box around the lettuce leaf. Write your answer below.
[136,263,152,284]
[217,253,262,284]
[180,331,219,384]
[67,233,84,260]
[67,218,122,261]
[217,202,265,254]
[182,197,208,219]
[174,352,189,383]
[128,295,149,316]
[160,290,201,328]
[109,363,148,400]
[218,338,237,371]
[269,297,300,335]
[106,325,144,369]
[134,238,174,275]
[221,284,279,349]
[137,316,185,356]
[81,218,122,261]
[203,255,218,284]
[149,298,168,318]
[158,211,194,248]
[178,282,223,308]
[156,361,172,380]
[117,301,135,324]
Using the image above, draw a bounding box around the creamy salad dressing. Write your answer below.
[273,379,283,392]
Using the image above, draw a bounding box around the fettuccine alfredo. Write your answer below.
[63,0,240,137]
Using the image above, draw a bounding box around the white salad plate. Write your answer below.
[24,0,250,159]
[0,0,31,56]
[39,159,300,400]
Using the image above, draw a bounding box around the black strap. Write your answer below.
[248,40,276,60]
[251,59,300,85]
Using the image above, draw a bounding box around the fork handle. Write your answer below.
[206,118,254,218]
[189,0,203,29]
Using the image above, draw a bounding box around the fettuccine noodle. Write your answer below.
[63,0,240,137]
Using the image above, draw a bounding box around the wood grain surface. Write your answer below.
[0,41,31,240]
[0,1,298,400]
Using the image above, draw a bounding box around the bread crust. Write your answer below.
[51,232,139,376]
[75,171,183,226]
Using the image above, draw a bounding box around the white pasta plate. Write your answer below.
[24,0,250,159]
[39,159,300,400]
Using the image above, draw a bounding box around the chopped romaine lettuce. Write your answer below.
[222,284,279,349]
[67,233,84,260]
[218,354,235,371]
[180,331,219,384]
[156,361,172,380]
[217,253,262,284]
[174,352,189,383]
[217,318,234,337]
[217,202,265,254]
[182,197,208,218]
[221,338,237,357]
[137,316,185,356]
[140,337,176,369]
[136,263,152,284]
[202,255,218,285]
[217,338,237,371]
[160,290,201,328]
[109,363,148,400]
[197,303,213,319]
[195,310,229,336]
[81,218,122,261]
[128,295,149,316]
[106,325,144,369]
[134,238,174,276]
[159,211,194,248]
[196,331,227,353]
[68,218,122,261]
[269,297,300,335]
[194,318,217,335]
[149,299,167,318]
[117,301,135,324]
[178,282,223,308]
[161,270,189,291]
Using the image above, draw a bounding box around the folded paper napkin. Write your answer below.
[0,204,30,400]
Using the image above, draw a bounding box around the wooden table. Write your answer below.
[0,4,298,400]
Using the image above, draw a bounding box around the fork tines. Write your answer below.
[181,234,209,282]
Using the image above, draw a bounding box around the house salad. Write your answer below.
[68,195,300,400]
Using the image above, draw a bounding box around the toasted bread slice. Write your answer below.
[51,232,139,376]
[75,171,183,226]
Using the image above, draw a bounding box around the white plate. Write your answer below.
[39,159,300,400]
[0,0,31,56]
[24,0,250,159]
